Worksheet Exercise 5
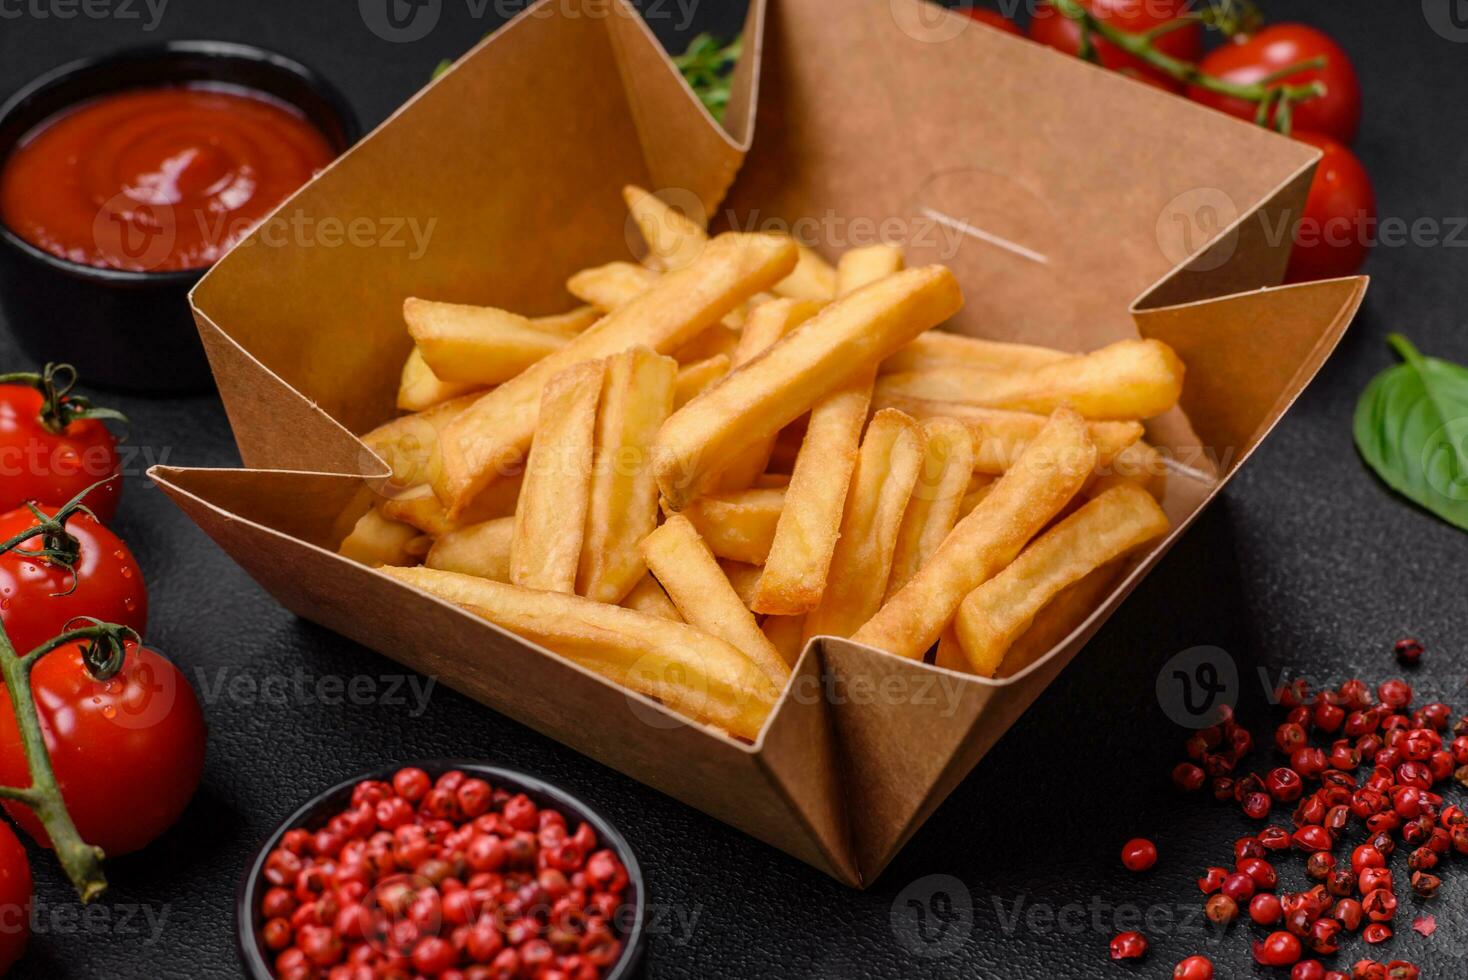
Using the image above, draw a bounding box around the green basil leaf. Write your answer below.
[1353,333,1468,532]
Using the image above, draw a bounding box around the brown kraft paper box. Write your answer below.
[149,0,1368,887]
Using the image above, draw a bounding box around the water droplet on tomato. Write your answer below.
[101,705,116,720]
[120,567,132,578]
[124,598,136,611]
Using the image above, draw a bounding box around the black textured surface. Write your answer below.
[1,2,1466,978]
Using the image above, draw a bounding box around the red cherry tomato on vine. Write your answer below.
[0,822,29,972]
[0,640,205,856]
[1029,0,1202,93]
[0,382,120,522]
[1188,25,1361,144]
[1286,131,1375,283]
[0,505,147,655]
[962,7,1021,36]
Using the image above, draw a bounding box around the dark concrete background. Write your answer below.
[1,1,1466,977]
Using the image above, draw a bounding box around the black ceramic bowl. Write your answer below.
[0,41,358,393]
[237,761,647,979]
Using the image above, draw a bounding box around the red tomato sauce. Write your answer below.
[0,85,334,272]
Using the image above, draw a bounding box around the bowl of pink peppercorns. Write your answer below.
[237,761,646,979]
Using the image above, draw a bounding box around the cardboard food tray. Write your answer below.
[150,0,1367,887]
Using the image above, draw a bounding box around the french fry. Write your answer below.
[773,245,838,301]
[361,393,483,493]
[339,509,422,567]
[623,185,709,271]
[578,347,678,603]
[874,339,1185,420]
[996,561,1126,678]
[851,407,1097,659]
[762,615,806,667]
[714,299,825,490]
[566,261,659,312]
[957,480,995,519]
[621,573,683,621]
[379,480,520,536]
[425,516,514,581]
[640,515,792,687]
[718,559,763,609]
[803,409,924,640]
[406,299,570,385]
[886,418,975,599]
[671,322,741,364]
[436,233,798,515]
[746,252,920,614]
[381,566,777,740]
[510,361,604,592]
[674,355,730,409]
[532,306,602,337]
[678,487,784,565]
[954,484,1169,677]
[397,347,483,412]
[881,331,1072,375]
[933,626,967,673]
[874,395,1143,476]
[1086,439,1167,499]
[836,244,904,295]
[654,265,963,510]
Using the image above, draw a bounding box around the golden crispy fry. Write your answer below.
[655,266,963,510]
[1086,440,1167,499]
[836,244,904,296]
[621,573,683,621]
[851,407,1097,658]
[881,331,1072,375]
[678,487,784,565]
[532,306,602,336]
[718,559,763,609]
[886,418,975,599]
[379,479,520,536]
[934,626,967,673]
[361,393,483,493]
[773,245,838,301]
[436,233,798,515]
[671,323,741,364]
[510,361,604,592]
[750,382,867,615]
[381,567,777,740]
[640,515,792,687]
[803,410,925,640]
[762,615,806,667]
[875,339,1185,420]
[996,561,1126,678]
[339,509,422,567]
[623,185,709,271]
[425,517,514,581]
[674,355,730,409]
[957,480,995,519]
[715,299,825,490]
[578,347,678,603]
[397,347,483,412]
[954,484,1168,677]
[406,299,570,385]
[566,261,659,312]
[875,395,1143,476]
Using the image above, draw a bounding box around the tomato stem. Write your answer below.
[0,364,126,436]
[0,479,115,597]
[1050,0,1326,133]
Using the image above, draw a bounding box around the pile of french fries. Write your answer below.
[340,187,1181,741]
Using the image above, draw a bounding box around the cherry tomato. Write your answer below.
[1029,0,1202,93]
[1189,25,1361,144]
[0,382,120,522]
[0,822,30,973]
[963,7,1021,36]
[0,640,206,855]
[0,505,147,655]
[1286,131,1375,283]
